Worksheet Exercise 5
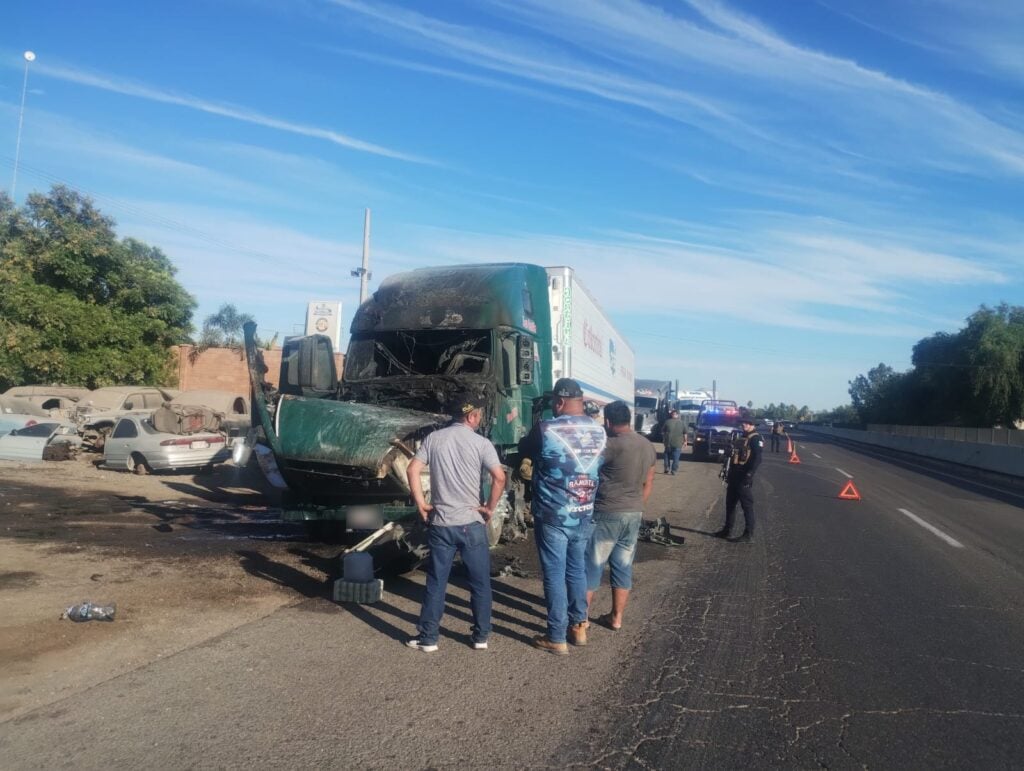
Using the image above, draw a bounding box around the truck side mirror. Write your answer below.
[517,335,534,385]
[688,422,696,429]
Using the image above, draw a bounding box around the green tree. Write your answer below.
[960,304,1024,426]
[189,303,277,362]
[0,186,195,390]
[848,363,899,424]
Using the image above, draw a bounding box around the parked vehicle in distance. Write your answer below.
[634,379,673,439]
[76,386,178,449]
[102,413,230,474]
[0,395,51,435]
[690,399,740,461]
[0,422,81,462]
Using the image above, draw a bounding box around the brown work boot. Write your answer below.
[532,635,569,655]
[568,621,589,647]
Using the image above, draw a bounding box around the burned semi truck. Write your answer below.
[243,262,634,569]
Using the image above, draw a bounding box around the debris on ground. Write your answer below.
[491,556,531,579]
[639,517,683,546]
[61,601,117,622]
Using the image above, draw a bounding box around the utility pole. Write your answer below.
[350,208,372,305]
[11,50,35,198]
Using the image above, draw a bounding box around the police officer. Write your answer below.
[714,416,763,542]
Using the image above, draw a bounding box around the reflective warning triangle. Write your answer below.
[788,452,801,464]
[838,480,861,500]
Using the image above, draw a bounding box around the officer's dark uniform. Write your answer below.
[770,421,784,453]
[715,421,763,541]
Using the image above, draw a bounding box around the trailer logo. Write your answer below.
[583,320,603,357]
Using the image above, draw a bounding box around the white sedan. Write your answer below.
[102,414,231,474]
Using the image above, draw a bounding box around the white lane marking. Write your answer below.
[836,468,853,478]
[812,453,822,459]
[898,508,965,549]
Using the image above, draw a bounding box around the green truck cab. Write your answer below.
[243,263,551,567]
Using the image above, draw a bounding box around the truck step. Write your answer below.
[333,578,384,604]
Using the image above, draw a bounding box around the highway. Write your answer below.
[566,430,1024,767]
[3,431,1023,768]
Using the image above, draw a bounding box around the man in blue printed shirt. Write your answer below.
[519,378,607,654]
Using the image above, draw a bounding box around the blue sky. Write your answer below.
[3,0,1022,410]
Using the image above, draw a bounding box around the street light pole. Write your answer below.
[11,50,36,199]
[350,208,372,305]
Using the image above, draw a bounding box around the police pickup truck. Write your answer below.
[690,399,741,461]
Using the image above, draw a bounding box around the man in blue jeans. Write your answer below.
[405,394,506,652]
[519,378,607,654]
[586,401,657,631]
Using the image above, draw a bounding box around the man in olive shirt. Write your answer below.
[661,409,686,474]
[585,400,657,631]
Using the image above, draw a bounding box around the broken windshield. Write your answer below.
[345,330,492,382]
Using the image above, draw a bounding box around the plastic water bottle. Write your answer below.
[63,601,117,622]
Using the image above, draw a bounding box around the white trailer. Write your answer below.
[546,267,635,410]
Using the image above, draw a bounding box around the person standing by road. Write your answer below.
[770,420,784,453]
[519,378,607,655]
[714,416,763,543]
[586,401,656,632]
[405,394,506,652]
[661,409,686,475]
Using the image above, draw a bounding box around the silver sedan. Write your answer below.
[103,413,230,474]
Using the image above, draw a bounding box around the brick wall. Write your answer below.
[173,345,344,392]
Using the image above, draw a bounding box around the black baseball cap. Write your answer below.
[738,415,756,425]
[448,393,485,417]
[551,378,584,398]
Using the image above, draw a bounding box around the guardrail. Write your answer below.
[801,424,1024,480]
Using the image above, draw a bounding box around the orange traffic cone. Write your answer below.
[786,436,793,454]
[788,451,801,464]
[838,480,861,500]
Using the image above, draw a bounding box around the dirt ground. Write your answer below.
[0,453,345,721]
[0,451,583,722]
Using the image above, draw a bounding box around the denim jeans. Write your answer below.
[586,511,642,590]
[533,515,594,643]
[416,521,492,645]
[664,446,681,473]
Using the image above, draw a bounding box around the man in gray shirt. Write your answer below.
[405,394,506,652]
[586,400,657,631]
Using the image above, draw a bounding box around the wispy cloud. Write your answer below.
[326,0,1024,176]
[27,60,433,164]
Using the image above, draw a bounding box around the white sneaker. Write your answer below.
[472,640,488,650]
[405,637,438,652]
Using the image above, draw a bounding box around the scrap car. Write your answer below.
[102,413,230,474]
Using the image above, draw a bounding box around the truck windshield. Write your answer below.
[635,396,658,410]
[346,330,492,381]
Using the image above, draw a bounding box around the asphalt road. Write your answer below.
[3,433,1024,768]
